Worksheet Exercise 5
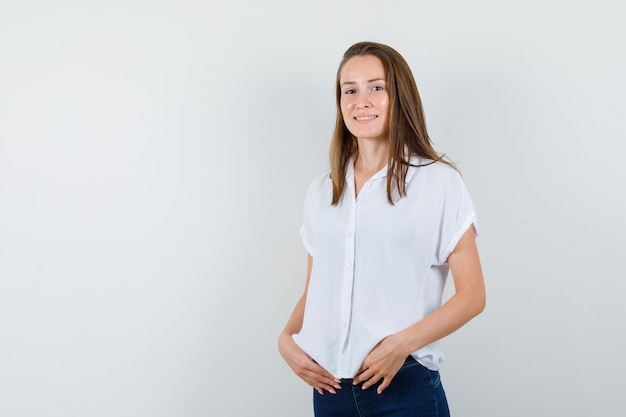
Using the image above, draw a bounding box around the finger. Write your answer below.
[376,377,392,394]
[354,366,377,387]
[306,371,340,388]
[352,367,369,385]
[312,380,340,394]
[318,375,342,391]
[318,370,341,386]
[308,365,341,389]
[311,376,339,394]
[360,373,382,390]
[302,369,342,392]
[315,385,334,394]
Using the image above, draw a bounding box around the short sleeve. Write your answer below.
[436,172,479,265]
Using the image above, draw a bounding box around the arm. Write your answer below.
[353,226,486,393]
[278,254,342,394]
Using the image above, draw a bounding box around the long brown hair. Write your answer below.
[330,41,454,205]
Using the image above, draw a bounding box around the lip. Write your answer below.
[354,115,378,121]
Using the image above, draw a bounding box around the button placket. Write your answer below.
[338,199,357,363]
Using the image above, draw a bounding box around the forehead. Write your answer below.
[339,55,385,83]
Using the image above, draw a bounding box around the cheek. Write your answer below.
[379,98,390,119]
[340,101,352,119]
[379,96,389,111]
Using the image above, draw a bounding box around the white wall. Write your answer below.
[1,1,624,416]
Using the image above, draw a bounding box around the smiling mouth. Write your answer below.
[355,115,377,121]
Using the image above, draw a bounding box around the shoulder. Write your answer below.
[310,170,332,185]
[303,171,333,204]
[306,170,332,193]
[408,156,461,186]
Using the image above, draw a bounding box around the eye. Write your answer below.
[372,85,384,92]
[344,89,355,95]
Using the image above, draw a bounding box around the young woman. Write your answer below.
[278,41,485,417]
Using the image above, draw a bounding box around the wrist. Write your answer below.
[392,332,414,358]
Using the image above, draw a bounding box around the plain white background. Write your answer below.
[1,0,625,416]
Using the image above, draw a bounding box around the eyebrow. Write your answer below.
[340,78,385,88]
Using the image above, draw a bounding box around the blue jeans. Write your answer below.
[313,357,450,417]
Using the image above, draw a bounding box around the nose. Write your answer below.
[355,91,371,109]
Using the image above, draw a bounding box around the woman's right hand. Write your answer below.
[278,333,342,395]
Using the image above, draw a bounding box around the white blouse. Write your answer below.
[293,157,478,378]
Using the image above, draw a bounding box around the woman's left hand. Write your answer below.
[352,334,408,394]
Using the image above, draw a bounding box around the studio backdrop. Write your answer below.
[1,1,624,416]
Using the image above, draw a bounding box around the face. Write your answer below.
[339,55,390,142]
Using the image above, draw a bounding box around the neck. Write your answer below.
[355,138,389,173]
